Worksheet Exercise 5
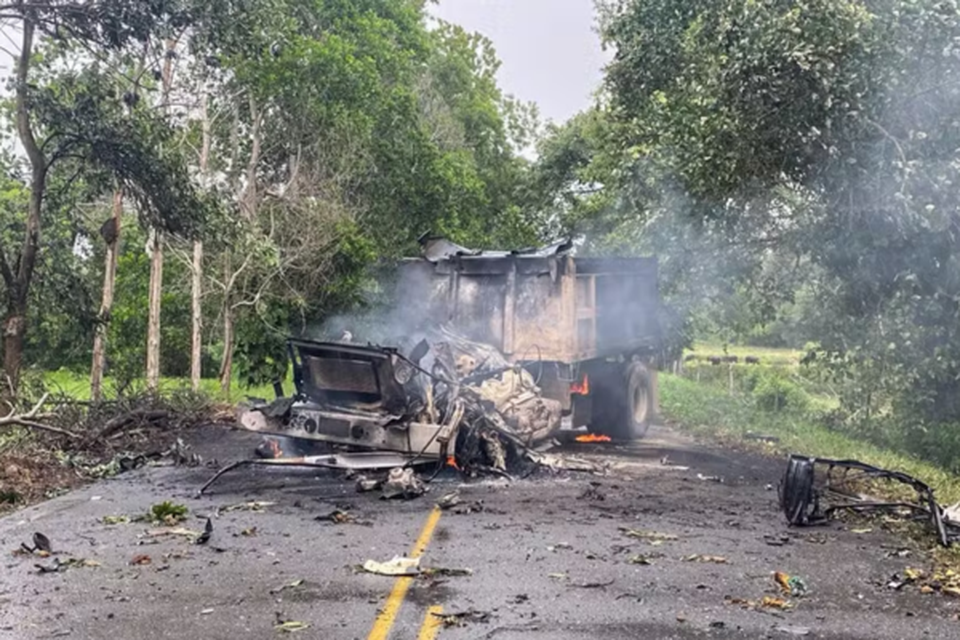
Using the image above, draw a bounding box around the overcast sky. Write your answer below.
[429,0,609,125]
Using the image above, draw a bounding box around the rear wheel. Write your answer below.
[589,361,653,440]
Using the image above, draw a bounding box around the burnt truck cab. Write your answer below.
[240,339,457,459]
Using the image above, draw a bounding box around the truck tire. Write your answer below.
[589,361,653,440]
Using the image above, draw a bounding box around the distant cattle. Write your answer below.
[745,356,761,365]
[707,356,723,366]
[722,355,739,364]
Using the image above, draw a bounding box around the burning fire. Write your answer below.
[570,374,590,395]
[446,455,460,470]
[575,434,611,443]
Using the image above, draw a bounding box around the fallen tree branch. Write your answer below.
[94,409,171,441]
[0,393,79,439]
[3,418,80,439]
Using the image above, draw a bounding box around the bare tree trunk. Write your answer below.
[191,240,203,391]
[145,37,177,392]
[190,93,211,392]
[218,95,261,396]
[146,228,163,391]
[1,20,45,397]
[218,253,233,396]
[90,189,123,401]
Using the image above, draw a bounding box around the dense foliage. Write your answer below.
[0,0,540,390]
[524,0,960,452]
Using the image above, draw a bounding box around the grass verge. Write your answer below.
[660,373,960,505]
[40,368,293,404]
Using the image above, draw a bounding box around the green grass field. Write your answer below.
[39,368,292,404]
[686,342,804,366]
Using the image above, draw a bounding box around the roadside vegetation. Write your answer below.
[661,347,960,507]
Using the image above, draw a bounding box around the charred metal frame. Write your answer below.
[779,454,960,546]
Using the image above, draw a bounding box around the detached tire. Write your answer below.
[589,361,653,440]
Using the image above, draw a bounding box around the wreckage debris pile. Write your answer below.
[778,454,960,547]
[411,329,565,477]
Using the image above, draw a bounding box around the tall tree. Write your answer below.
[0,0,220,393]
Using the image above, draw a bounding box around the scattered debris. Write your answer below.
[420,567,474,578]
[682,554,728,564]
[102,515,131,525]
[274,620,310,633]
[219,501,275,514]
[577,483,605,501]
[148,501,188,526]
[130,554,152,565]
[356,476,381,493]
[362,556,421,576]
[570,579,615,589]
[774,571,808,597]
[696,473,723,483]
[381,468,426,500]
[270,579,305,595]
[619,527,679,542]
[435,491,462,510]
[779,454,960,546]
[890,567,960,597]
[775,626,811,637]
[33,532,52,554]
[726,595,792,611]
[241,527,258,537]
[35,557,100,573]
[195,518,213,545]
[318,509,355,524]
[431,609,491,628]
[628,554,659,565]
[452,500,485,515]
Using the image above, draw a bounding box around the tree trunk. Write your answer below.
[1,20,46,397]
[90,189,123,401]
[2,306,26,397]
[190,92,211,392]
[191,240,203,391]
[145,37,177,393]
[218,253,233,396]
[146,229,163,391]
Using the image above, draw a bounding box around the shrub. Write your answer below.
[752,371,809,412]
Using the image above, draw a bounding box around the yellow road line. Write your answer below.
[417,605,444,640]
[367,507,443,640]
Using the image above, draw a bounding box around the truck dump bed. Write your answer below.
[397,242,661,366]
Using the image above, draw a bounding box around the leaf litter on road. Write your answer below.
[270,579,305,595]
[682,554,728,564]
[618,527,679,542]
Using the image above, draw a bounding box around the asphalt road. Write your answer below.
[2,424,959,640]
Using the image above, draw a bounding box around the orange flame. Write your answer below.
[570,374,590,395]
[446,455,460,470]
[575,434,611,443]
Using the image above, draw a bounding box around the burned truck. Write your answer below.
[238,237,663,472]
